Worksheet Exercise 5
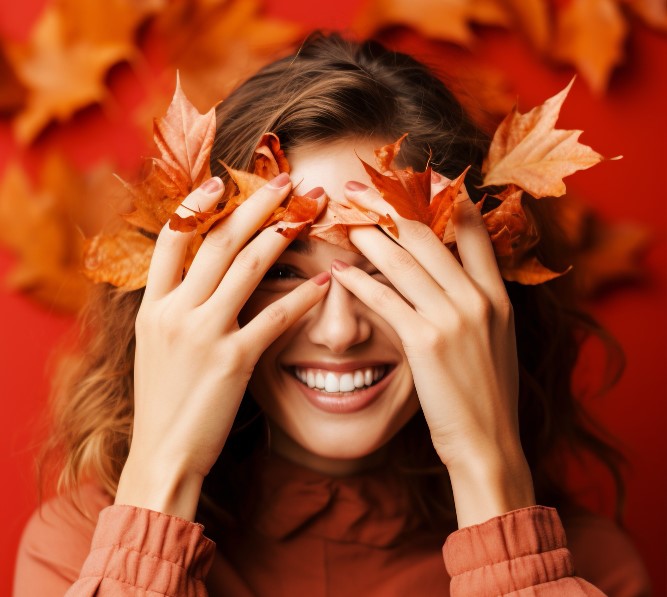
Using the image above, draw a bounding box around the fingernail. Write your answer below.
[345,181,368,192]
[268,172,291,188]
[331,259,349,271]
[201,176,223,193]
[304,186,325,199]
[312,271,331,285]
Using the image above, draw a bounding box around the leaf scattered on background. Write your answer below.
[0,44,28,116]
[148,0,303,114]
[351,0,510,46]
[482,78,612,198]
[5,0,163,144]
[551,0,628,95]
[497,0,551,52]
[622,0,667,31]
[0,156,94,313]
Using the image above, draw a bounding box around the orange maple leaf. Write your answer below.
[482,78,615,198]
[551,0,628,95]
[0,156,112,313]
[351,0,510,47]
[5,0,163,144]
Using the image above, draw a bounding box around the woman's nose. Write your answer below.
[305,275,372,354]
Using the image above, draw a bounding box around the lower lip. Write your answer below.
[286,366,396,414]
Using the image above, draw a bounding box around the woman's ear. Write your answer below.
[252,133,291,179]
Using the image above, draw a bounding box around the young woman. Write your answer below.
[14,32,650,596]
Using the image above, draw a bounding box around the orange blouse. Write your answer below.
[14,452,650,596]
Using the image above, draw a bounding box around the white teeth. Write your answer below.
[292,366,388,393]
[324,372,338,392]
[353,370,365,388]
[339,373,355,392]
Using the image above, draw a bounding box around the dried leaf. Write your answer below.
[121,74,217,234]
[496,0,551,52]
[358,133,468,241]
[621,0,667,31]
[5,0,163,144]
[482,78,612,198]
[551,0,628,95]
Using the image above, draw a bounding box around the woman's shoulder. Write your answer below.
[14,483,113,595]
[562,509,652,596]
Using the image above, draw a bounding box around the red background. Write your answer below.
[1,0,665,594]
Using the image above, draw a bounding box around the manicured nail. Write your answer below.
[201,176,223,193]
[345,181,368,192]
[312,271,331,285]
[304,186,325,199]
[268,172,291,188]
[331,259,350,271]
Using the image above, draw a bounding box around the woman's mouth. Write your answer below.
[290,365,388,395]
[283,364,397,414]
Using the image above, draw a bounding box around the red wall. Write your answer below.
[1,1,665,594]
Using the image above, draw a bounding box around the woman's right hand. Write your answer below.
[115,173,329,520]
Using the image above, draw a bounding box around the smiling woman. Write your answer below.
[14,31,650,597]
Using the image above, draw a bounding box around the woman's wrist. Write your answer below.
[114,453,204,522]
[443,446,536,529]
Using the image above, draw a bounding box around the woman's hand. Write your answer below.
[331,177,535,527]
[115,174,330,521]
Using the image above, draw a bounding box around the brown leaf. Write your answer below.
[551,0,628,95]
[359,134,468,241]
[351,0,510,47]
[5,0,163,144]
[82,222,156,290]
[121,74,217,234]
[0,157,95,313]
[482,78,611,198]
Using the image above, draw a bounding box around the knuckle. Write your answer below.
[203,228,234,252]
[390,248,417,271]
[235,249,262,274]
[405,220,433,243]
[468,292,493,319]
[264,303,290,327]
[371,284,395,308]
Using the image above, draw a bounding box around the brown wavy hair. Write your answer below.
[38,31,626,532]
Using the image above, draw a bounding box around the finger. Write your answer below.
[430,170,448,200]
[204,188,328,323]
[144,177,225,302]
[328,260,425,342]
[344,181,469,294]
[346,224,452,318]
[451,186,506,300]
[178,172,294,307]
[237,271,331,363]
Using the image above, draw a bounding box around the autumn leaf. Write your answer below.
[120,73,217,235]
[5,0,163,144]
[482,77,613,198]
[147,0,303,113]
[0,156,96,313]
[551,0,627,95]
[357,133,468,241]
[621,0,667,31]
[0,44,27,116]
[497,0,551,53]
[351,0,510,47]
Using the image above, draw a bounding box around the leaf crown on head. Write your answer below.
[82,75,618,290]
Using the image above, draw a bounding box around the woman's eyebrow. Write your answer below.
[286,240,313,255]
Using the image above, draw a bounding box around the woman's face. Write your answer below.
[239,138,420,475]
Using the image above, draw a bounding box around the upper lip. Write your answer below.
[285,361,396,373]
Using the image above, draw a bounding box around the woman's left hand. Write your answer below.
[332,177,535,527]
